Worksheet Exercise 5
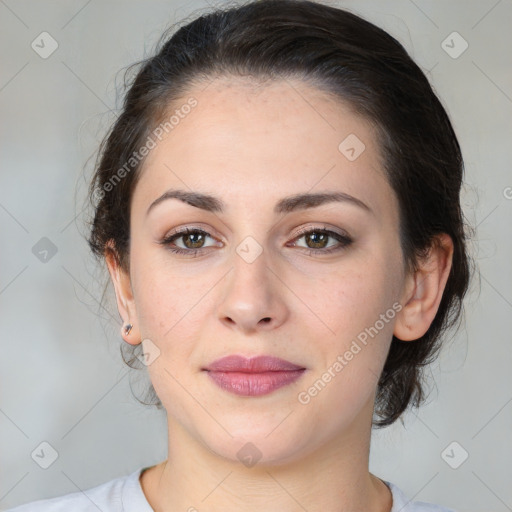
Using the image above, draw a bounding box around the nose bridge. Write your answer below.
[230,234,271,299]
[228,209,274,277]
[217,231,286,331]
[227,205,291,290]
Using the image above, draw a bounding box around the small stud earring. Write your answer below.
[124,323,133,335]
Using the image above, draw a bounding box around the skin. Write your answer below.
[106,76,453,511]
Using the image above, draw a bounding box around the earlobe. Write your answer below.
[104,242,141,345]
[393,234,454,342]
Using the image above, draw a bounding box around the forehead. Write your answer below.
[133,76,395,220]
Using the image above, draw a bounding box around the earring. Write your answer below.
[124,323,133,335]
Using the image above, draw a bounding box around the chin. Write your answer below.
[200,425,314,468]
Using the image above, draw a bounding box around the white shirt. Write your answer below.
[5,466,456,511]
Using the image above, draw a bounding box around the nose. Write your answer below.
[217,248,289,334]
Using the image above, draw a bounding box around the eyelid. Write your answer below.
[161,224,222,241]
[290,223,351,240]
[159,226,223,248]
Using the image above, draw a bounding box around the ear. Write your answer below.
[394,233,454,341]
[104,241,141,345]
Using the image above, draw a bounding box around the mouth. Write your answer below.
[202,355,306,397]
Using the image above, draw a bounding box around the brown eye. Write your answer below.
[304,231,329,249]
[290,227,353,254]
[181,231,207,249]
[159,228,218,257]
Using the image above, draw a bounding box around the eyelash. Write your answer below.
[158,226,353,258]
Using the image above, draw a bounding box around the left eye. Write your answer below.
[159,227,352,257]
[289,227,353,253]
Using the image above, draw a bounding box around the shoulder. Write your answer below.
[4,467,153,512]
[386,481,457,512]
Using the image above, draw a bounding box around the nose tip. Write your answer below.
[217,251,288,333]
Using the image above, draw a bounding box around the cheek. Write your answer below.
[301,264,397,345]
[296,276,396,433]
[131,245,202,334]
[132,265,207,416]
[297,261,398,397]
[130,251,224,397]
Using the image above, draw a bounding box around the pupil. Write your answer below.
[186,233,203,248]
[308,232,326,248]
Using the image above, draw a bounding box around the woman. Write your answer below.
[8,0,471,510]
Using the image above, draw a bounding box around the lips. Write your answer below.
[203,355,306,396]
[204,355,304,372]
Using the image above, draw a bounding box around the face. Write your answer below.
[121,77,408,464]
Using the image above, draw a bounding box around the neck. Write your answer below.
[141,406,392,511]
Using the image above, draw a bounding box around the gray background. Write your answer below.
[1,0,511,510]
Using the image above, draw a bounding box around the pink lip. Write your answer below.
[205,355,304,372]
[203,355,306,396]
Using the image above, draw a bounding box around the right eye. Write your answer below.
[159,227,220,257]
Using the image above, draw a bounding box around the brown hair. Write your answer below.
[85,0,473,427]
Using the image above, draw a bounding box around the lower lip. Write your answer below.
[205,370,305,396]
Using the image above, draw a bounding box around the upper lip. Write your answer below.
[203,355,305,373]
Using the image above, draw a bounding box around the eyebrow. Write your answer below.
[146,188,372,216]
